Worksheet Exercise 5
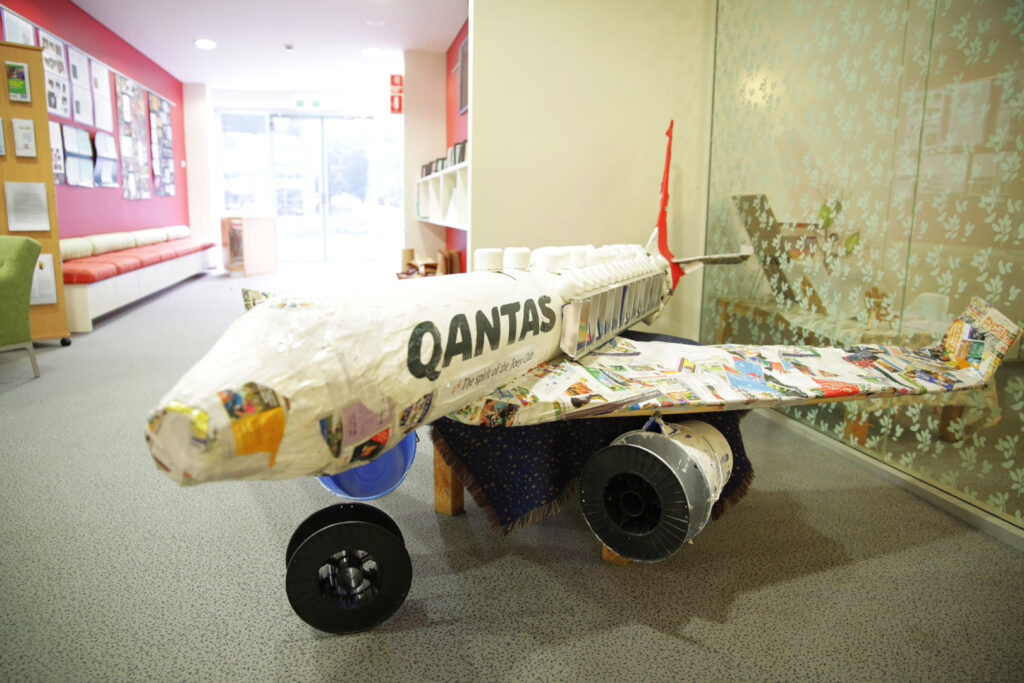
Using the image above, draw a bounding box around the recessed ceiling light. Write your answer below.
[194,38,217,50]
[361,47,382,57]
[366,20,384,26]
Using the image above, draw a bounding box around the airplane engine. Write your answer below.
[579,418,733,562]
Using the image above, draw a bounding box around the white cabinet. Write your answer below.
[416,162,469,230]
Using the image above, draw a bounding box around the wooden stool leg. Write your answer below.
[843,410,869,446]
[434,445,464,516]
[716,300,733,343]
[602,545,630,565]
[939,405,965,443]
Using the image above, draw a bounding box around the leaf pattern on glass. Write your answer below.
[705,0,1024,528]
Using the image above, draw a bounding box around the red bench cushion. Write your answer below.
[97,252,144,274]
[168,238,215,258]
[62,258,119,284]
[62,238,215,285]
[125,244,173,267]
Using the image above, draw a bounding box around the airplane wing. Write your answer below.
[445,297,1021,427]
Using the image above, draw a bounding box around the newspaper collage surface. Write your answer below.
[450,298,1021,427]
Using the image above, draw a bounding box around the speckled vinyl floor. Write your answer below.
[1,269,1022,681]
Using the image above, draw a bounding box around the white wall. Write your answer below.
[211,88,393,116]
[182,83,218,258]
[469,0,716,338]
[402,51,448,261]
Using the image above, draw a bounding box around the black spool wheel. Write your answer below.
[286,519,412,634]
[287,503,404,567]
[579,443,691,562]
[60,337,72,347]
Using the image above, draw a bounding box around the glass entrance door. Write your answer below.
[262,114,403,270]
[323,116,403,273]
[270,115,325,262]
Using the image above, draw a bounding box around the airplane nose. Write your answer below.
[145,401,216,484]
[145,382,292,485]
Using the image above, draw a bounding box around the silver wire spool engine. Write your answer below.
[579,418,733,562]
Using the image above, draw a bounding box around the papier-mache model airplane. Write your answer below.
[145,123,1021,634]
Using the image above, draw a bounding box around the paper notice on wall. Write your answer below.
[4,182,50,232]
[38,30,68,78]
[45,71,71,118]
[95,158,118,187]
[67,156,95,188]
[11,119,36,157]
[49,121,65,184]
[2,9,35,45]
[62,123,78,155]
[90,60,113,132]
[67,47,93,126]
[95,132,117,159]
[77,127,91,155]
[29,254,57,305]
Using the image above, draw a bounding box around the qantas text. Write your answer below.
[407,296,557,381]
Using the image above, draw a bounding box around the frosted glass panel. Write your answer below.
[703,0,1024,527]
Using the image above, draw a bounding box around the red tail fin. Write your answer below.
[656,121,683,290]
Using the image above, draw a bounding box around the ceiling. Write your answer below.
[71,0,468,93]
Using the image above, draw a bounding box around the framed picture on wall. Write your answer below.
[458,38,468,114]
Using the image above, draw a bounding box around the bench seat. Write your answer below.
[62,238,213,284]
[61,228,215,333]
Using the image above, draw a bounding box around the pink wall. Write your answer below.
[2,0,188,237]
[445,20,468,271]
[446,20,469,149]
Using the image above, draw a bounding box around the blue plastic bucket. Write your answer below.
[317,433,417,500]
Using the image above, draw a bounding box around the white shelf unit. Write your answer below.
[416,161,469,230]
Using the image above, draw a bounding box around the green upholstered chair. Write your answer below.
[0,235,43,378]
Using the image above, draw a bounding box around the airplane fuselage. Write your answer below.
[145,245,671,485]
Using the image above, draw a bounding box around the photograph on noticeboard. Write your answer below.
[6,61,31,102]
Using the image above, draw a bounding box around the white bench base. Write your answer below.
[65,249,212,333]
